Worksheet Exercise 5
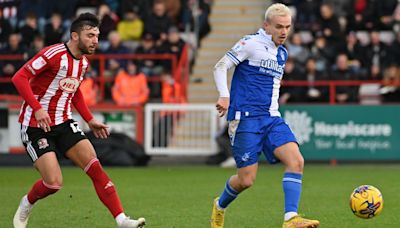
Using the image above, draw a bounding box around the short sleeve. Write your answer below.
[225,38,251,65]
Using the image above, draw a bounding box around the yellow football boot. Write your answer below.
[283,215,319,228]
[210,197,225,228]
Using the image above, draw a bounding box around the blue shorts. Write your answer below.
[228,116,297,168]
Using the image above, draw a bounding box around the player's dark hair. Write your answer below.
[70,13,99,34]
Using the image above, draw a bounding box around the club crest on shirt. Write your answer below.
[37,138,49,149]
[59,77,80,93]
[32,56,47,70]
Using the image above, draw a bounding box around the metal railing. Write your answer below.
[144,103,220,155]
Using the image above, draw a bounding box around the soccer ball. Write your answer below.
[349,185,383,219]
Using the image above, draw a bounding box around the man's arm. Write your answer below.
[72,88,109,138]
[72,87,94,123]
[12,68,42,111]
[12,56,52,132]
[213,55,235,117]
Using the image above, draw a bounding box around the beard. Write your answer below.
[78,39,94,55]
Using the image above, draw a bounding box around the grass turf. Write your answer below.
[1,164,399,227]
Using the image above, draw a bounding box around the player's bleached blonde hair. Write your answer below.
[264,3,291,22]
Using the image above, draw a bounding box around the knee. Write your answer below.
[43,176,63,190]
[287,156,304,173]
[238,175,256,190]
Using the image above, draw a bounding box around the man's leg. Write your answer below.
[219,163,258,208]
[66,139,145,228]
[274,142,319,227]
[211,163,258,228]
[14,152,63,228]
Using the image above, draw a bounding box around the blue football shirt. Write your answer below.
[225,28,288,121]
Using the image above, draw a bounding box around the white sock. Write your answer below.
[215,200,225,211]
[284,212,298,221]
[22,195,33,208]
[115,212,127,226]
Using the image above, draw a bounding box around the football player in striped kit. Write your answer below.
[12,13,145,228]
[210,3,319,228]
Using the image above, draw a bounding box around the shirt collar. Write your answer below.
[258,28,276,47]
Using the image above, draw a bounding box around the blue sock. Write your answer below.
[218,178,239,209]
[282,172,302,213]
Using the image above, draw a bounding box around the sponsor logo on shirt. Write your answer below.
[59,77,80,93]
[259,59,284,78]
[32,56,47,70]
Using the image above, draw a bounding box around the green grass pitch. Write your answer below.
[1,164,399,227]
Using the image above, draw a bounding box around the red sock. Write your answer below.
[85,158,124,217]
[27,179,61,204]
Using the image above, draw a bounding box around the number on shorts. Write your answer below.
[70,122,84,135]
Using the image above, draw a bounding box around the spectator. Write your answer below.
[159,26,185,70]
[380,64,400,102]
[135,33,164,99]
[286,32,310,65]
[18,12,40,48]
[104,31,130,76]
[279,57,305,104]
[102,31,130,100]
[117,9,144,50]
[0,0,18,29]
[294,0,320,31]
[97,4,118,45]
[340,31,365,76]
[25,34,44,59]
[135,33,163,76]
[112,61,149,106]
[346,0,371,31]
[44,13,64,45]
[16,0,48,31]
[0,9,13,48]
[362,31,390,79]
[0,33,25,77]
[144,1,173,45]
[196,0,212,42]
[324,0,353,20]
[80,76,99,107]
[0,33,25,94]
[118,0,151,20]
[161,73,186,104]
[164,0,181,25]
[310,34,337,72]
[387,32,400,66]
[376,0,397,30]
[304,57,329,102]
[318,3,345,49]
[329,53,359,103]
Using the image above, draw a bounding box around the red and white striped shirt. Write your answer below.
[13,43,93,127]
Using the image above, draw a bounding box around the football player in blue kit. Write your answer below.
[210,3,320,228]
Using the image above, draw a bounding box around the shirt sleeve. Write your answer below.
[225,37,251,65]
[11,52,51,112]
[213,55,235,97]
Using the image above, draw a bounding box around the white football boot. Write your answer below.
[13,195,33,228]
[119,217,146,228]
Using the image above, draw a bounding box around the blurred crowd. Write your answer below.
[276,0,400,104]
[1,0,399,105]
[0,0,212,104]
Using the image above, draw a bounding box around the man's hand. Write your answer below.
[88,119,110,139]
[35,108,51,132]
[216,97,229,117]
